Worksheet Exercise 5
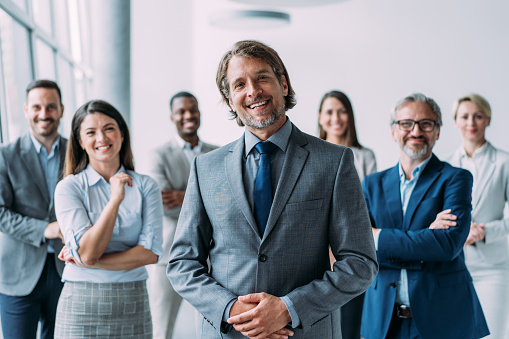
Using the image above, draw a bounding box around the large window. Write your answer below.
[0,0,93,143]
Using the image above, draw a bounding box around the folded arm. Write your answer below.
[375,169,473,265]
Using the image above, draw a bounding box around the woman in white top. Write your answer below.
[318,90,377,339]
[54,100,163,338]
[318,90,376,182]
[448,94,509,338]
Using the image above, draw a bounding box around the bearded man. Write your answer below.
[360,93,489,339]
[167,40,378,339]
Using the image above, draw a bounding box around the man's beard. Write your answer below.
[400,137,433,159]
[239,98,285,130]
[34,119,58,137]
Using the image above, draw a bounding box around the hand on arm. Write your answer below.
[465,222,485,246]
[44,221,64,243]
[161,189,185,209]
[77,173,132,266]
[429,209,457,230]
[228,293,293,339]
[59,244,157,270]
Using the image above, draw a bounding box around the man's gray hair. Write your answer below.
[391,93,443,127]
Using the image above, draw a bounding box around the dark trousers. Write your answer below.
[386,306,422,339]
[340,292,364,339]
[0,254,63,339]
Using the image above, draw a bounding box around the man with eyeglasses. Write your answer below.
[360,93,489,339]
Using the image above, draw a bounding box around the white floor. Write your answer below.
[0,299,198,339]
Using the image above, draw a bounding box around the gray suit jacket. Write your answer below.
[148,137,218,264]
[168,124,378,338]
[0,133,67,296]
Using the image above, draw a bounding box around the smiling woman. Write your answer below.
[448,94,509,339]
[53,100,163,338]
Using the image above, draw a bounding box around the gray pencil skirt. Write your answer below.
[54,280,152,338]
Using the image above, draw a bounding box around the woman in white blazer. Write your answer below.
[448,93,509,338]
[318,90,377,339]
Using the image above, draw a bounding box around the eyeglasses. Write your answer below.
[393,119,438,132]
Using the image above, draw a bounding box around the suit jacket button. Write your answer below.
[258,254,267,262]
[390,282,396,288]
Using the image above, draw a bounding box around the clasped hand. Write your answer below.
[228,293,294,339]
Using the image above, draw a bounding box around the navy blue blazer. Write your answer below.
[361,154,489,339]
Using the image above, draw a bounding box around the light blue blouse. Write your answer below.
[55,165,163,283]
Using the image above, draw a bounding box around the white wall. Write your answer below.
[132,0,509,172]
[131,0,195,173]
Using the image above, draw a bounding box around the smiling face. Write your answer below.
[171,96,201,139]
[79,113,123,169]
[24,87,64,141]
[319,97,349,140]
[392,101,440,160]
[455,101,490,145]
[227,56,288,133]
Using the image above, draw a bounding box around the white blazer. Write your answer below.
[448,142,509,266]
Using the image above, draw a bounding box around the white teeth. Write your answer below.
[249,101,268,109]
[97,146,110,150]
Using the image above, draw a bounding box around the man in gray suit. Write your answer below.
[0,80,67,339]
[146,91,218,339]
[167,40,378,339]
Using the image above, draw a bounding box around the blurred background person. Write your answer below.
[318,90,377,339]
[146,91,218,339]
[318,90,377,182]
[448,94,509,338]
[54,100,163,338]
[0,79,66,339]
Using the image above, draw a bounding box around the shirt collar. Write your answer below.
[85,164,126,185]
[30,133,59,155]
[174,135,202,151]
[398,154,433,183]
[459,141,489,159]
[244,117,292,156]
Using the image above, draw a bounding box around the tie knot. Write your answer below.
[255,141,277,155]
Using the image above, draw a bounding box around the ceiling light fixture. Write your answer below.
[210,10,290,30]
[230,0,346,6]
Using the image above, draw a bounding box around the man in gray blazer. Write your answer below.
[146,91,218,339]
[0,80,67,339]
[167,40,378,339]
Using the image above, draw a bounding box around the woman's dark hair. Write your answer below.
[318,90,362,148]
[64,100,134,176]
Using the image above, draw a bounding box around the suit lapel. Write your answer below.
[403,155,442,230]
[225,137,260,237]
[382,165,403,229]
[472,144,496,210]
[20,134,50,204]
[263,125,309,240]
[57,136,67,181]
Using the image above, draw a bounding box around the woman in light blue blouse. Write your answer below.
[53,100,163,338]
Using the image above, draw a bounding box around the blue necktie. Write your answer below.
[254,141,277,236]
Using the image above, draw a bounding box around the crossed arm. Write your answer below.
[368,169,474,264]
[55,172,162,270]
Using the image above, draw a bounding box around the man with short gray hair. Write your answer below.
[361,93,489,338]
